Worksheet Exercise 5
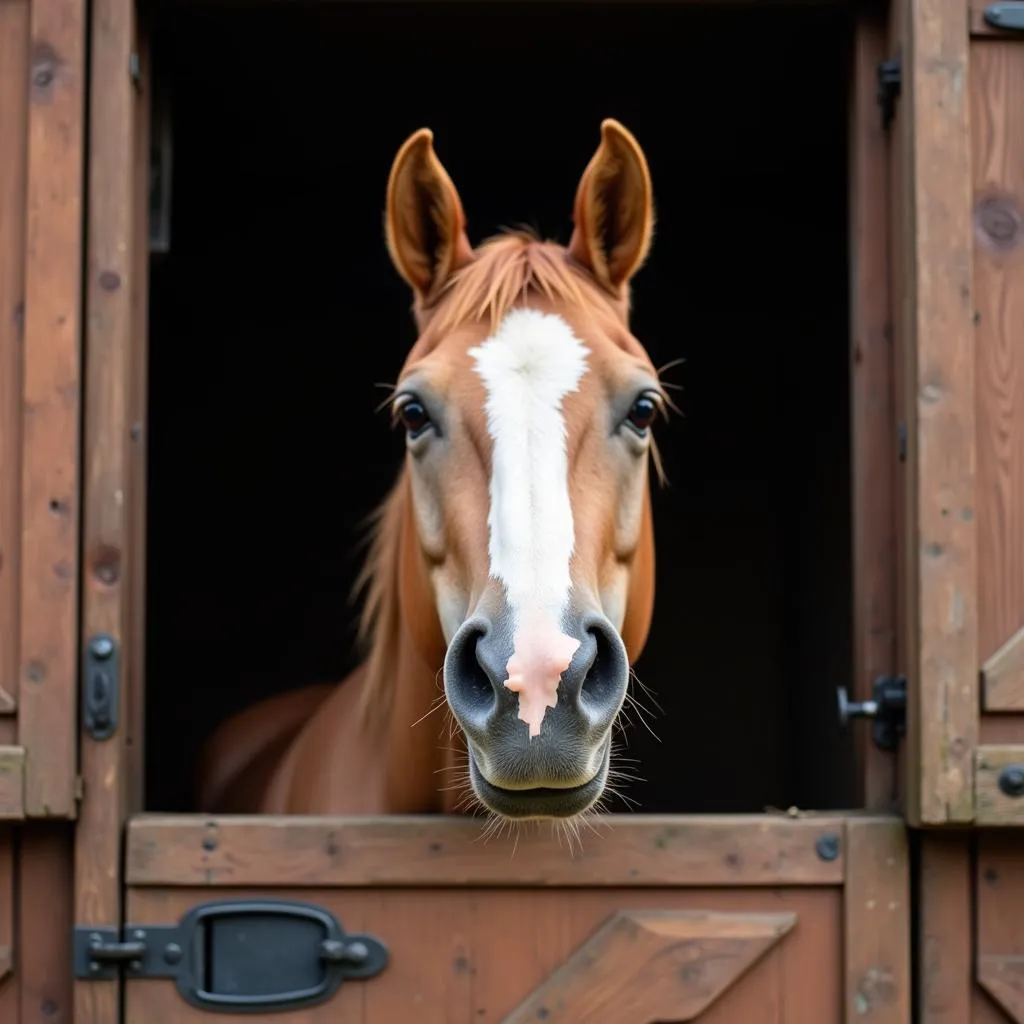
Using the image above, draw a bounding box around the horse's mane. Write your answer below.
[354,230,623,727]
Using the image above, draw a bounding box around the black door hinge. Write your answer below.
[877,57,902,130]
[836,674,907,752]
[82,634,119,741]
[74,900,389,1014]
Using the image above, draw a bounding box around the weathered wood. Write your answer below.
[127,886,842,1022]
[503,909,796,1022]
[0,826,13,1020]
[74,0,142,1019]
[127,815,847,887]
[897,0,977,825]
[0,747,25,820]
[843,817,910,1023]
[126,19,151,815]
[982,626,1024,712]
[916,834,972,1024]
[0,0,30,721]
[976,833,1024,1023]
[849,7,898,811]
[19,0,88,818]
[972,36,1024,741]
[19,824,74,1021]
[975,745,1024,824]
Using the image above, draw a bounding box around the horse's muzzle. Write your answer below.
[443,603,628,818]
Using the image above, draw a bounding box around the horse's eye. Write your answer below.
[397,399,431,438]
[626,394,659,434]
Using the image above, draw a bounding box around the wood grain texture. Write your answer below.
[916,834,972,1024]
[0,0,30,721]
[975,745,1024,824]
[843,818,910,1023]
[19,0,87,818]
[503,909,795,1022]
[983,625,1024,712]
[126,887,842,1023]
[898,0,978,825]
[0,747,25,820]
[126,814,847,887]
[977,833,1024,1023]
[849,8,899,811]
[19,824,74,1022]
[972,38,1024,750]
[74,0,142,1020]
[0,827,13,1020]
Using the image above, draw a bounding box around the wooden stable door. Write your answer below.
[112,815,907,1023]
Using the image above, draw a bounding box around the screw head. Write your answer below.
[163,942,183,965]
[815,833,841,862]
[89,636,114,660]
[998,764,1024,798]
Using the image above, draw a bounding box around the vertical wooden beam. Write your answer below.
[898,0,978,824]
[19,824,74,1022]
[916,834,972,1024]
[0,0,31,728]
[75,0,142,1017]
[849,7,899,812]
[19,0,88,817]
[843,817,910,1023]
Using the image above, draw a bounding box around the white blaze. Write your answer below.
[469,308,589,628]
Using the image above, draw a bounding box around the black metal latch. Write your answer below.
[74,899,389,1014]
[876,57,902,129]
[836,675,907,752]
[82,634,119,741]
[984,2,1024,30]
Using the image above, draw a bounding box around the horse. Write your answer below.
[197,119,669,823]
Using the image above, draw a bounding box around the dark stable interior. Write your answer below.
[145,1,854,813]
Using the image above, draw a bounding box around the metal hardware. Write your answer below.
[836,675,907,752]
[75,900,388,1013]
[876,57,902,129]
[128,51,141,92]
[82,634,119,741]
[897,421,907,462]
[815,833,841,862]
[998,764,1024,798]
[984,2,1024,30]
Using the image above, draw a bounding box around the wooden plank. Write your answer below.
[19,0,88,818]
[976,833,1024,1023]
[843,818,910,1023]
[502,910,796,1022]
[19,824,74,1022]
[74,0,141,1019]
[916,834,972,1024]
[983,626,1024,712]
[0,0,31,721]
[127,886,841,1022]
[898,0,978,825]
[972,34,1024,730]
[0,826,13,1021]
[0,747,25,821]
[126,814,848,887]
[126,17,151,816]
[975,745,1024,824]
[849,7,899,811]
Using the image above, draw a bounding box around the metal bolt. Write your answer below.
[815,833,841,862]
[998,764,1024,798]
[163,942,183,965]
[89,636,114,660]
[345,941,369,964]
[128,959,142,973]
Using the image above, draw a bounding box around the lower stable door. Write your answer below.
[115,814,909,1023]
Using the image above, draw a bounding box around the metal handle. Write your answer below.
[836,676,907,752]
[836,686,879,729]
[984,2,1024,30]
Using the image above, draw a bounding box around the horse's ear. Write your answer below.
[386,128,474,302]
[568,119,654,293]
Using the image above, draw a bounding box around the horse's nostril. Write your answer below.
[445,620,498,721]
[578,617,628,711]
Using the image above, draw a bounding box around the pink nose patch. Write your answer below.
[502,614,581,738]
